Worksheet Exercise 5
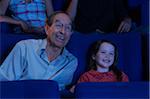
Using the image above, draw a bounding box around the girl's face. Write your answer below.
[93,42,115,69]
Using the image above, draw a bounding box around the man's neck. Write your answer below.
[45,44,62,62]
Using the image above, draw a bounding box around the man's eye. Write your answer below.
[65,26,72,31]
[55,24,62,28]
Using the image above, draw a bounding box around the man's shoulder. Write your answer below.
[16,39,43,46]
[63,48,77,61]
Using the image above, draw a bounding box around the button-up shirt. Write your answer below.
[0,39,78,90]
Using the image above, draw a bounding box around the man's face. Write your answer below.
[45,13,73,48]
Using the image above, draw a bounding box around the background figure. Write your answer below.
[0,12,78,91]
[70,40,128,92]
[67,0,132,33]
[0,0,54,35]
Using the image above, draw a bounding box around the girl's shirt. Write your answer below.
[78,70,129,83]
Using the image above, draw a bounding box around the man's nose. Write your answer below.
[60,27,65,34]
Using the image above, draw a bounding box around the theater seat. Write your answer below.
[0,80,60,98]
[140,0,149,26]
[74,82,149,98]
[67,31,142,84]
[0,26,45,64]
[128,0,140,8]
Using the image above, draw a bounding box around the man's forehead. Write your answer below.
[53,13,72,24]
[54,19,72,25]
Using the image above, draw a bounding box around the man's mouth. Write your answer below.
[56,34,65,42]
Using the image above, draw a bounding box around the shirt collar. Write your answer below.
[37,39,69,58]
[37,39,47,56]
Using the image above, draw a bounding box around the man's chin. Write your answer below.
[55,43,65,48]
[54,40,68,48]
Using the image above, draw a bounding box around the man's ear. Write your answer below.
[45,24,50,35]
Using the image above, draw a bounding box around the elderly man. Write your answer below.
[0,11,78,90]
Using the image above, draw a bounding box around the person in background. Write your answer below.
[0,0,54,35]
[67,0,132,33]
[0,11,78,91]
[70,40,128,92]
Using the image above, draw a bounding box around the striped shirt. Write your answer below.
[9,0,47,28]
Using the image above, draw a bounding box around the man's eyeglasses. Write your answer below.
[54,21,72,33]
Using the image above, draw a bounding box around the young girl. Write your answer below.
[78,40,129,82]
[70,40,129,93]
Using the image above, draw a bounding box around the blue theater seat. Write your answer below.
[140,0,149,26]
[0,80,60,98]
[67,31,142,84]
[128,0,140,8]
[0,25,45,64]
[0,22,12,33]
[74,82,149,98]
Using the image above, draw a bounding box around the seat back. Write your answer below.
[127,0,140,8]
[66,32,142,83]
[75,82,149,98]
[140,0,149,26]
[0,80,60,98]
[0,29,45,64]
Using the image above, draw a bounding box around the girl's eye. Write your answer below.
[109,53,114,56]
